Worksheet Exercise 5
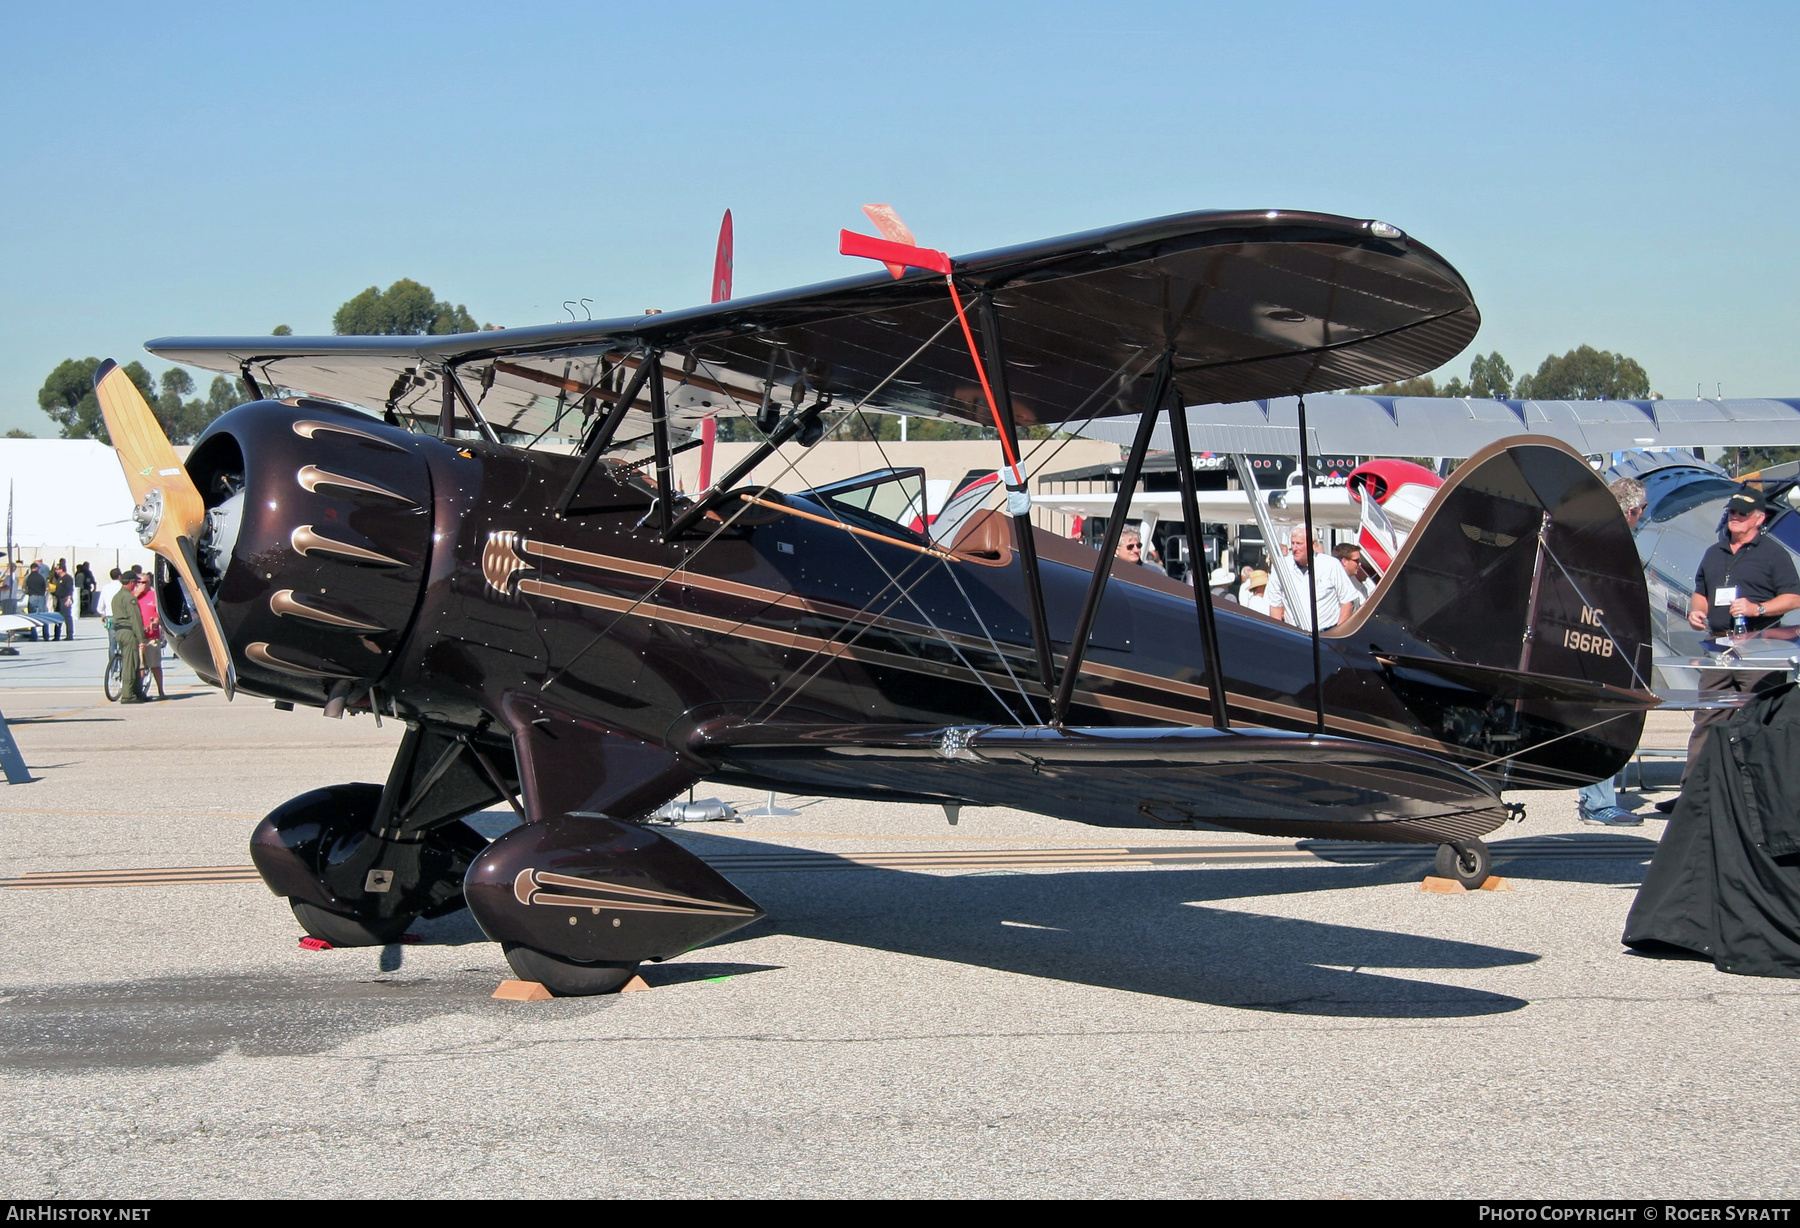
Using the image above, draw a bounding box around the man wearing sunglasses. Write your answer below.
[1678,487,1800,786]
[1116,528,1161,573]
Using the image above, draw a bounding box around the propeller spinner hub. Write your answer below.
[132,489,164,547]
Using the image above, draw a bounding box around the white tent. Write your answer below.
[0,439,155,573]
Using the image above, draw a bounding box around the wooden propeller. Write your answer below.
[93,360,237,698]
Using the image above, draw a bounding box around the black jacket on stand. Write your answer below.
[1625,682,1800,976]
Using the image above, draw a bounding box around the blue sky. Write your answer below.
[1,1,1794,434]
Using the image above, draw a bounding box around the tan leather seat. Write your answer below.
[949,509,1013,565]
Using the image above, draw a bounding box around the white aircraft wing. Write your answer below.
[1076,394,1800,458]
[1033,487,1360,529]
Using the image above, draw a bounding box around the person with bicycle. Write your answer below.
[110,574,149,705]
[135,572,166,701]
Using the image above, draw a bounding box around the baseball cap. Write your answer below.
[1726,488,1773,516]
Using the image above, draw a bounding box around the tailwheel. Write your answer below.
[291,900,415,947]
[501,942,641,996]
[1434,839,1492,889]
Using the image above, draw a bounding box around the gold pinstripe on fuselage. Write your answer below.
[494,534,1465,762]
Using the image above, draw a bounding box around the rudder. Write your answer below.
[1338,436,1652,787]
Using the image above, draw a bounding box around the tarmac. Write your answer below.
[0,630,1795,1199]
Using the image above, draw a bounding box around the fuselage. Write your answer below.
[170,399,1638,819]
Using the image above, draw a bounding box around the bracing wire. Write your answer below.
[1019,347,1157,475]
[1537,539,1657,694]
[670,334,1038,725]
[837,398,1043,723]
[539,314,962,693]
[1467,707,1639,774]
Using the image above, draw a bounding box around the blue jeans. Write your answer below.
[1577,777,1618,812]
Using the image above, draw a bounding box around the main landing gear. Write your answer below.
[1434,838,1492,889]
[250,708,765,996]
[249,726,511,950]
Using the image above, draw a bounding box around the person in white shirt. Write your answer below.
[97,568,123,658]
[1268,526,1359,631]
[1332,543,1378,603]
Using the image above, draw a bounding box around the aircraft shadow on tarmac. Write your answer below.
[664,831,1547,1020]
[0,971,610,1071]
[327,826,1664,1024]
[0,949,784,1072]
[2,831,1662,1071]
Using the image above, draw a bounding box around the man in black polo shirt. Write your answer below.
[1680,487,1800,781]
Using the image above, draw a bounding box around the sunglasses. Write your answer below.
[1122,543,1141,552]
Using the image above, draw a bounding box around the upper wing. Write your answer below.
[147,209,1476,438]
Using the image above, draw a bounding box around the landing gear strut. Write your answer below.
[1434,838,1492,889]
[249,725,514,945]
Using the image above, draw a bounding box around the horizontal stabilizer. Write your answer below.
[1650,689,1763,712]
[1377,653,1660,709]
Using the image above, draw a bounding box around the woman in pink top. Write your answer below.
[135,580,166,700]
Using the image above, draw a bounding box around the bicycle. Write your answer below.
[103,636,149,703]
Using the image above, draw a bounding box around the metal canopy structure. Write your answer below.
[1075,394,1800,458]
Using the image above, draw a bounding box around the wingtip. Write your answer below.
[92,358,117,389]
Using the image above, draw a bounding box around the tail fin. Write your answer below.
[1353,435,1648,687]
[1351,436,1652,693]
[1341,437,1653,788]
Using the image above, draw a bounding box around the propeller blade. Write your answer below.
[93,360,237,698]
[172,535,237,699]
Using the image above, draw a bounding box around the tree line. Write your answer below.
[1351,345,1653,401]
[31,280,484,444]
[27,285,1659,444]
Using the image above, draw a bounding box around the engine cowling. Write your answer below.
[171,398,434,709]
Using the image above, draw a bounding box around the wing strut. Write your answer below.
[446,367,503,446]
[554,349,656,517]
[649,359,675,535]
[1166,402,1231,730]
[975,293,1057,692]
[1050,353,1173,725]
[664,404,817,539]
[437,371,456,439]
[1297,394,1324,736]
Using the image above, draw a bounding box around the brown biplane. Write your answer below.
[96,207,1651,993]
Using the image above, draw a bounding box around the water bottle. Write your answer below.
[1734,612,1749,635]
